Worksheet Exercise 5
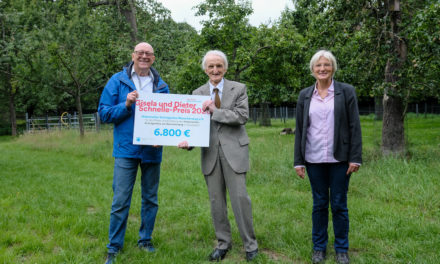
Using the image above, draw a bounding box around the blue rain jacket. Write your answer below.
[98,62,169,163]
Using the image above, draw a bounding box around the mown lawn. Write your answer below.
[0,115,439,263]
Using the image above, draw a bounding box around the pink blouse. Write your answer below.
[305,81,339,163]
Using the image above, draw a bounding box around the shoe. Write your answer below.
[335,252,350,264]
[311,250,326,264]
[105,253,117,264]
[246,248,258,261]
[208,248,229,261]
[138,241,156,252]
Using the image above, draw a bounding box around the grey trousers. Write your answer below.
[204,147,258,252]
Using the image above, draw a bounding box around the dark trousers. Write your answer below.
[306,162,350,253]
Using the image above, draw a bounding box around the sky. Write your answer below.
[157,0,294,31]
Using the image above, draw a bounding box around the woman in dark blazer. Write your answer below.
[294,50,362,264]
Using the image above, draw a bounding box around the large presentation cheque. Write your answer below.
[133,92,211,147]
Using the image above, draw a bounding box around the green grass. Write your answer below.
[0,116,439,263]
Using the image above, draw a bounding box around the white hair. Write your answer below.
[201,50,228,70]
[309,50,338,78]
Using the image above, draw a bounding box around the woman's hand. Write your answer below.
[346,163,360,175]
[295,166,305,179]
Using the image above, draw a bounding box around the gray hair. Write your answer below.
[309,50,338,78]
[201,50,228,71]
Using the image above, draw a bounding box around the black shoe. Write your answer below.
[312,250,326,264]
[105,253,117,264]
[138,241,156,252]
[335,252,350,264]
[208,248,229,261]
[246,248,258,261]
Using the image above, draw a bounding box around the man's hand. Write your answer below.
[178,141,189,149]
[126,90,139,108]
[202,99,217,113]
[295,166,305,179]
[346,163,360,175]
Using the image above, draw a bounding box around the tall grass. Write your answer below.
[0,115,439,263]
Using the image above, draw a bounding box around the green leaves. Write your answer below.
[1,0,439,135]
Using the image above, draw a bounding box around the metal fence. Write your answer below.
[25,112,101,133]
[24,103,439,133]
[249,103,440,123]
[250,106,296,124]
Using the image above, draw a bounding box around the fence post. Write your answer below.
[74,112,77,128]
[279,106,282,122]
[282,106,284,122]
[95,112,100,133]
[26,113,29,132]
[283,106,286,123]
[68,114,72,128]
[45,112,49,130]
[424,102,427,118]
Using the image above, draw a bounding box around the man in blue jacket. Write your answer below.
[98,42,169,264]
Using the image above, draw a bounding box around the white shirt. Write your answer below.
[131,68,154,93]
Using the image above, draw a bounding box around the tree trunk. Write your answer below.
[382,93,404,155]
[120,0,138,44]
[258,102,271,126]
[75,93,85,137]
[89,0,138,44]
[6,71,17,136]
[381,0,406,155]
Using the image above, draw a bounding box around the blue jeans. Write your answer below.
[306,162,350,253]
[107,158,161,253]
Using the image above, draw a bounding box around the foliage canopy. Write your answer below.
[1,0,438,141]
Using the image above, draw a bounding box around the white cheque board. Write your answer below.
[133,92,210,147]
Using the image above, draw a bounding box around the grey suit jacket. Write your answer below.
[294,81,362,166]
[193,79,250,175]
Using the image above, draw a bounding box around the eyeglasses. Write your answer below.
[314,63,332,68]
[134,50,154,57]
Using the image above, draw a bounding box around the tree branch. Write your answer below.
[237,45,272,74]
[55,50,81,94]
[79,70,106,96]
[88,0,115,7]
[80,81,107,97]
[0,69,40,84]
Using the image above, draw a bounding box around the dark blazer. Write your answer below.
[294,81,362,166]
[193,79,250,175]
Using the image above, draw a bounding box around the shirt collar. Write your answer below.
[313,79,334,95]
[131,67,154,81]
[209,78,224,93]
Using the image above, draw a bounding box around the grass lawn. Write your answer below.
[0,115,439,263]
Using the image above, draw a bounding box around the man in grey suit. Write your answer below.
[178,50,258,262]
